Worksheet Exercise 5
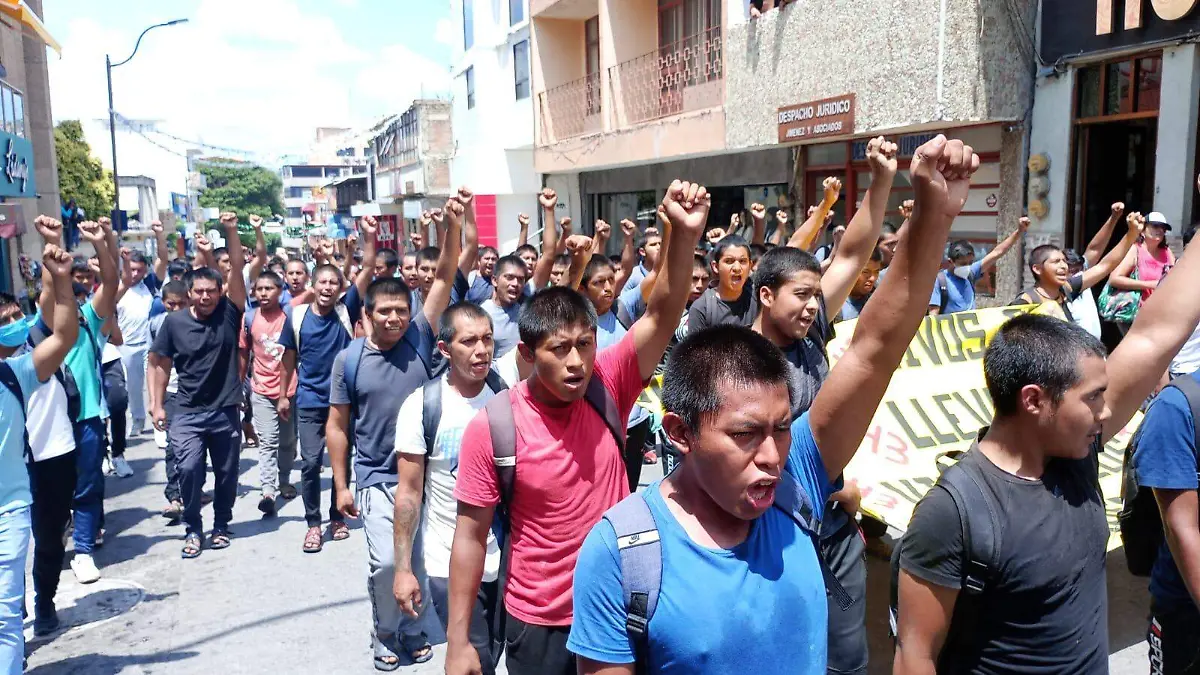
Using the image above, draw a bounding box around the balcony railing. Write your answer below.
[610,25,722,127]
[538,71,603,143]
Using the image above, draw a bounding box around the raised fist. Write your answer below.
[560,217,573,235]
[119,247,132,260]
[346,232,359,249]
[705,228,727,244]
[749,203,767,221]
[420,210,432,226]
[249,214,264,229]
[594,220,612,242]
[359,215,378,237]
[151,219,165,235]
[518,213,530,227]
[457,186,475,207]
[909,135,980,220]
[79,220,105,243]
[445,197,465,224]
[776,210,790,226]
[1111,202,1125,216]
[564,234,593,256]
[42,244,72,278]
[1127,211,1146,235]
[662,180,711,239]
[866,136,899,177]
[411,231,425,249]
[195,234,213,253]
[34,215,62,244]
[98,216,113,231]
[620,218,636,238]
[219,211,238,226]
[429,208,444,226]
[900,199,914,220]
[539,188,557,210]
[823,177,843,203]
[1018,216,1031,232]
[656,205,670,229]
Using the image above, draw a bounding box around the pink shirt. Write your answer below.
[240,308,298,399]
[454,330,645,626]
[1136,243,1175,302]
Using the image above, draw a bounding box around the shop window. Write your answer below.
[806,142,847,167]
[1076,53,1161,119]
[514,40,530,100]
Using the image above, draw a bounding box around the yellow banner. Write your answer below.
[828,304,1140,550]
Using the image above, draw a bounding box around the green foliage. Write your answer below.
[196,159,283,220]
[55,120,113,219]
[237,229,283,253]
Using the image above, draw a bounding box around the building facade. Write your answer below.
[0,0,59,298]
[1032,0,1199,256]
[532,0,1037,300]
[449,0,541,251]
[365,99,453,248]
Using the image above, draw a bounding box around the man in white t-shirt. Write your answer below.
[116,249,159,435]
[393,303,505,674]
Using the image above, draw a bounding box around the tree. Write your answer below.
[196,159,283,220]
[55,120,113,220]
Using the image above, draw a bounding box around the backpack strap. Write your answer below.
[938,462,1002,596]
[615,303,634,331]
[243,307,257,340]
[603,493,663,669]
[343,338,367,411]
[773,471,853,611]
[292,304,310,352]
[1167,376,1200,453]
[54,365,82,424]
[937,272,950,314]
[334,303,353,336]
[421,378,442,461]
[485,389,518,513]
[484,369,509,394]
[583,376,626,455]
[0,361,30,461]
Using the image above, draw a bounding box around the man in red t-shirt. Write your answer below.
[239,271,297,515]
[447,181,714,675]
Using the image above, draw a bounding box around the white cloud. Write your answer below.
[434,18,456,48]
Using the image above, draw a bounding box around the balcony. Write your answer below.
[610,26,722,127]
[537,71,603,143]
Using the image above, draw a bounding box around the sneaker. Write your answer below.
[33,605,59,637]
[102,457,115,476]
[112,456,134,478]
[71,554,101,584]
[257,493,277,516]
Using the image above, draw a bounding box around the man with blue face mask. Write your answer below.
[0,242,79,674]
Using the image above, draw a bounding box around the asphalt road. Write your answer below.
[21,436,1153,674]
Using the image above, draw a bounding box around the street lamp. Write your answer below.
[106,18,188,214]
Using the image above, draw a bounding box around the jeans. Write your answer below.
[504,615,574,675]
[823,516,868,674]
[297,407,343,528]
[1149,599,1200,674]
[251,392,296,496]
[160,393,181,504]
[119,344,148,429]
[170,407,241,535]
[102,360,128,458]
[0,506,30,675]
[28,451,76,613]
[360,483,429,652]
[429,577,500,675]
[72,417,107,554]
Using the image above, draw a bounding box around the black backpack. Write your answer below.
[1118,375,1200,576]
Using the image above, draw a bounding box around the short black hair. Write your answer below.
[438,301,493,344]
[1064,249,1085,268]
[712,234,751,262]
[1028,243,1061,274]
[167,260,190,279]
[753,246,822,294]
[662,325,793,430]
[0,292,17,312]
[416,247,440,266]
[365,277,412,313]
[128,250,148,265]
[553,253,571,267]
[254,270,283,288]
[71,259,91,275]
[749,243,767,265]
[947,240,974,261]
[378,248,399,269]
[213,247,230,260]
[518,286,596,348]
[312,263,343,283]
[183,266,223,291]
[479,246,499,259]
[582,256,614,286]
[984,313,1107,417]
[515,244,537,259]
[285,259,308,272]
[161,280,187,299]
[495,254,528,278]
[1185,224,1198,247]
[880,222,898,236]
[868,246,884,264]
[607,254,622,265]
[694,253,708,269]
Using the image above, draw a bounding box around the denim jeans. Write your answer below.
[0,506,30,675]
[72,417,107,554]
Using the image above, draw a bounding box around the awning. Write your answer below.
[0,1,60,55]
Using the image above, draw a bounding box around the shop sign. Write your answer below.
[0,132,34,198]
[777,94,855,144]
[1042,0,1200,62]
[852,132,939,161]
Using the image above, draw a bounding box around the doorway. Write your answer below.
[1072,119,1157,252]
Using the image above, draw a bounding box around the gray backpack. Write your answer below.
[604,470,852,671]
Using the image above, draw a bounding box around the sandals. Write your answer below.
[303,526,323,553]
[409,643,433,665]
[162,500,183,520]
[372,639,404,672]
[329,521,350,542]
[208,530,231,550]
[181,533,202,559]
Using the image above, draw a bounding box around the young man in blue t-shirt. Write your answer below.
[568,135,979,674]
[927,217,1028,315]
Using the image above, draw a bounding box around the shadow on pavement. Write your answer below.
[25,649,199,675]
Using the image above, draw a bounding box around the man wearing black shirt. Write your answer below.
[149,212,248,559]
[895,195,1200,673]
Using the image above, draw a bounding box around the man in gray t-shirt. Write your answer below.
[480,254,530,359]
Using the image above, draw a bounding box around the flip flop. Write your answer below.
[209,530,231,550]
[329,521,350,541]
[181,533,202,559]
[373,640,401,672]
[409,643,434,665]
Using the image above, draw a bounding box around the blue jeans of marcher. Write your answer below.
[0,506,31,675]
[73,417,107,554]
[170,407,241,536]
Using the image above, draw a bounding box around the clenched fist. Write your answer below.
[539,188,557,211]
[1111,202,1125,216]
[661,180,711,239]
[749,203,766,221]
[822,177,843,203]
[909,135,980,221]
[219,211,238,227]
[620,218,636,238]
[518,213,530,227]
[249,214,264,229]
[593,220,611,242]
[564,234,593,256]
[42,244,72,278]
[705,228,727,244]
[865,136,899,177]
[1018,216,1031,233]
[1126,211,1146,235]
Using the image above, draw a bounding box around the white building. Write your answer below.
[449,0,541,251]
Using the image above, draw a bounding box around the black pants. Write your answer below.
[621,417,652,493]
[429,577,500,675]
[162,394,181,503]
[504,615,574,675]
[170,407,241,535]
[822,516,868,675]
[28,450,77,612]
[101,360,128,458]
[1149,600,1200,674]
[296,407,343,528]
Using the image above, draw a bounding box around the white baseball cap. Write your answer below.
[1147,212,1173,231]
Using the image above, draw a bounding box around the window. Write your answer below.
[514,40,530,100]
[289,166,324,178]
[510,0,525,25]
[463,0,474,50]
[10,89,22,138]
[466,67,476,109]
[286,207,302,218]
[585,17,601,115]
[2,87,13,136]
[286,186,307,198]
[1075,53,1161,119]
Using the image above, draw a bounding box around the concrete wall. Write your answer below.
[580,146,791,194]
[1027,70,1073,241]
[1154,44,1200,231]
[607,0,657,65]
[722,0,1036,150]
[532,18,586,91]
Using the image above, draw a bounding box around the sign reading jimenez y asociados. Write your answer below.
[777,93,856,144]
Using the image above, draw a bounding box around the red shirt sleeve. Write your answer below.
[593,330,646,422]
[454,407,501,508]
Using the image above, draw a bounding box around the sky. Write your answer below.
[43,0,455,170]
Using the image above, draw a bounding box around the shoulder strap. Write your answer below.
[243,307,257,343]
[1168,376,1200,452]
[343,338,367,409]
[54,365,82,423]
[422,378,442,460]
[292,304,310,350]
[334,303,353,336]
[0,362,30,461]
[583,375,626,454]
[773,472,853,610]
[485,389,518,514]
[484,369,509,393]
[938,462,1002,595]
[615,303,634,331]
[604,493,663,667]
[938,272,950,314]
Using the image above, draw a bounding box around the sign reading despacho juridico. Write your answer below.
[777,93,855,144]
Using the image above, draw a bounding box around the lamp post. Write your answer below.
[106,18,188,214]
